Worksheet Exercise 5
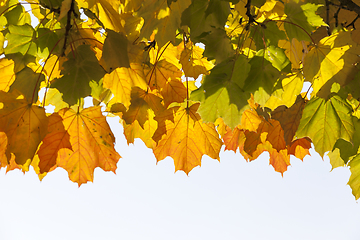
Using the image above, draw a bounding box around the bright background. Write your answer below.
[1,116,360,240]
[1,3,360,240]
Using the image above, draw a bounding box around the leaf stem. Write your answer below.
[61,0,75,56]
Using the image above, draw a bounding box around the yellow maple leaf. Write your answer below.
[0,91,48,166]
[0,58,15,91]
[241,109,262,132]
[103,63,147,109]
[153,103,223,174]
[179,41,214,79]
[145,59,186,107]
[303,31,360,98]
[56,106,120,186]
[77,0,125,33]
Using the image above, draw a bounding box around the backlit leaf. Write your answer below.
[191,55,251,128]
[4,24,37,56]
[303,32,360,98]
[284,2,326,41]
[296,95,354,157]
[37,113,72,173]
[153,103,222,174]
[180,41,214,79]
[56,106,120,186]
[51,45,106,105]
[348,154,360,200]
[0,91,48,165]
[103,63,147,109]
[0,58,15,91]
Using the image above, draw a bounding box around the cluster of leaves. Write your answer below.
[0,0,360,198]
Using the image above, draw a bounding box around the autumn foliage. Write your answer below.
[0,0,360,198]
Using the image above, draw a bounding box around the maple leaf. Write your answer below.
[272,95,306,145]
[36,113,72,173]
[51,45,106,105]
[284,2,327,41]
[303,31,360,98]
[296,95,354,157]
[0,91,48,166]
[191,55,251,128]
[77,0,125,33]
[348,154,360,200]
[153,103,222,174]
[145,59,187,107]
[55,106,120,186]
[288,137,311,161]
[2,0,360,199]
[103,63,148,109]
[179,40,214,79]
[0,58,15,91]
[137,0,191,47]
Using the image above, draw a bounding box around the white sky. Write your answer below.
[1,117,360,240]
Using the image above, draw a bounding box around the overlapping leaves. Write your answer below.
[0,0,359,200]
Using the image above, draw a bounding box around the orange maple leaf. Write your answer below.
[56,106,120,186]
[153,103,223,174]
[0,91,48,166]
[288,137,312,161]
[145,59,186,107]
[37,113,72,173]
[272,95,306,145]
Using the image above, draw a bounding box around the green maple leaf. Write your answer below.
[35,28,60,59]
[348,154,360,200]
[10,67,44,102]
[191,55,250,128]
[3,1,31,26]
[181,0,230,41]
[198,27,234,63]
[137,0,191,47]
[101,30,130,72]
[295,94,354,157]
[284,2,327,41]
[51,45,106,105]
[243,54,281,106]
[250,21,287,50]
[5,24,37,56]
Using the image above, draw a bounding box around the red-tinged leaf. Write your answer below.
[153,103,222,174]
[0,91,48,166]
[272,95,306,145]
[56,106,120,186]
[244,122,269,157]
[37,113,72,174]
[268,148,290,176]
[160,78,187,107]
[288,137,311,161]
[266,119,286,152]
[223,127,244,152]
